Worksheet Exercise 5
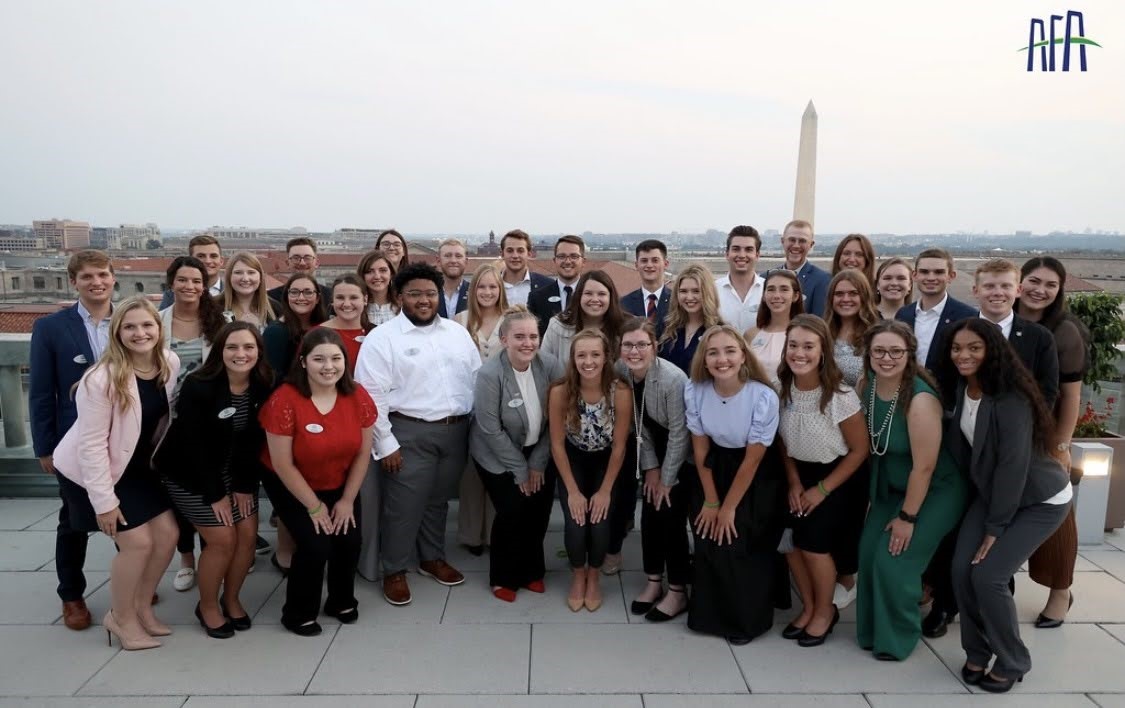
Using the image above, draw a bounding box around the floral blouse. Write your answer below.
[566,381,617,452]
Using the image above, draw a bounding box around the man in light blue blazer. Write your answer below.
[29,250,115,631]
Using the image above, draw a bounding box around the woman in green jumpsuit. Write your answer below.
[856,320,967,660]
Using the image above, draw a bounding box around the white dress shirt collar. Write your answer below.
[981,310,1015,339]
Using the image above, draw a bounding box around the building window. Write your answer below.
[33,276,45,290]
[114,282,120,292]
[56,277,63,290]
[135,282,144,293]
[10,277,19,290]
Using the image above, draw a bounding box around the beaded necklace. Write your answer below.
[867,381,900,457]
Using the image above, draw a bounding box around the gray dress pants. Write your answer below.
[357,458,382,581]
[380,415,470,576]
[951,497,1069,677]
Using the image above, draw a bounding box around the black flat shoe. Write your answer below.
[194,603,234,639]
[727,635,751,646]
[978,673,1022,693]
[282,617,323,637]
[465,544,485,557]
[326,606,359,624]
[644,587,686,623]
[1034,592,1074,629]
[219,597,252,631]
[271,553,290,577]
[922,608,955,638]
[797,607,840,648]
[781,622,807,640]
[961,663,986,685]
[631,599,657,615]
[874,652,899,662]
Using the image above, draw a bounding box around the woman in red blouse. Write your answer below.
[316,275,373,374]
[259,328,377,636]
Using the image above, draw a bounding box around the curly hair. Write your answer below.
[826,269,878,350]
[659,264,723,348]
[937,318,1055,455]
[860,319,939,411]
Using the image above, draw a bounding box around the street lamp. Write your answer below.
[1073,441,1113,546]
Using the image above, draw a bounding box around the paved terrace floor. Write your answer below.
[2,497,1125,708]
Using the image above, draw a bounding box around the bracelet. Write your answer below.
[817,481,830,496]
[703,501,720,509]
[307,503,324,516]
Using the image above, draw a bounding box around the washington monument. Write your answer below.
[793,100,817,226]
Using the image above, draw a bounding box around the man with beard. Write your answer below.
[436,238,470,319]
[355,263,483,606]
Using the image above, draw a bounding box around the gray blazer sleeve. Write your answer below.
[984,393,1034,538]
[526,354,564,474]
[658,366,690,487]
[470,362,530,482]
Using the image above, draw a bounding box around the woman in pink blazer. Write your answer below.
[54,296,181,651]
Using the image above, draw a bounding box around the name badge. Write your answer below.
[547,296,561,303]
[751,336,765,348]
[404,347,419,356]
[508,398,525,408]
[73,354,88,364]
[218,407,236,420]
[305,423,324,434]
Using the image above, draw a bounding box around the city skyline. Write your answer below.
[2,1,1123,235]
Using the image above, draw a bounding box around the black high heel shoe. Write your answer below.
[1034,592,1074,629]
[798,607,840,647]
[782,622,807,640]
[978,673,1023,693]
[219,596,252,631]
[195,603,235,639]
[961,663,986,685]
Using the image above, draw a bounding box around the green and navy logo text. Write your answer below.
[1022,10,1101,71]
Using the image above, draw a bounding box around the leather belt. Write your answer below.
[389,412,469,425]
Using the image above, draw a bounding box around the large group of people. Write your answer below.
[29,222,1090,694]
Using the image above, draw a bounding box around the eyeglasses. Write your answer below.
[403,290,439,299]
[287,288,317,298]
[621,342,653,352]
[554,254,583,262]
[288,255,316,263]
[870,347,908,360]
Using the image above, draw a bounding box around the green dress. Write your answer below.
[856,377,967,660]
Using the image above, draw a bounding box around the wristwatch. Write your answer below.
[898,510,919,524]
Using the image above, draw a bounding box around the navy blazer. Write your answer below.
[528,280,570,336]
[29,304,98,458]
[895,295,978,371]
[438,280,470,319]
[796,262,831,317]
[1007,314,1060,409]
[621,286,672,338]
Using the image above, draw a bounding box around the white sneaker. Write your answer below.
[173,567,196,592]
[833,582,856,609]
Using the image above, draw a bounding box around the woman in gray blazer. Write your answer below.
[470,305,565,602]
[616,318,692,622]
[939,318,1070,693]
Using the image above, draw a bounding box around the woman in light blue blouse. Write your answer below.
[684,323,784,645]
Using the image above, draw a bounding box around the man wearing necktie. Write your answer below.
[621,239,671,338]
[528,235,586,335]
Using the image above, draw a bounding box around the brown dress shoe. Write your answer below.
[62,600,92,631]
[383,572,412,606]
[418,560,465,586]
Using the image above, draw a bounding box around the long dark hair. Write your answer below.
[357,248,399,306]
[777,314,847,413]
[558,270,627,349]
[860,320,938,412]
[278,272,328,346]
[286,327,357,397]
[166,255,224,343]
[375,229,410,271]
[755,269,804,329]
[937,318,1055,455]
[192,321,273,389]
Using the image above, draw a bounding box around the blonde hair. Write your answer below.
[83,296,173,414]
[498,304,539,337]
[660,264,723,348]
[689,323,771,387]
[464,263,509,348]
[221,252,276,325]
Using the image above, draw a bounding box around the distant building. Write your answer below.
[0,229,45,252]
[203,226,307,241]
[115,223,162,250]
[477,230,500,256]
[33,219,91,249]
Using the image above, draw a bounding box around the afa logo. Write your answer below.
[1022,10,1102,71]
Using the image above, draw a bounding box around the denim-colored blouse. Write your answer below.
[684,379,779,449]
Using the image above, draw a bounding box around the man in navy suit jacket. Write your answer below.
[895,248,978,372]
[29,250,116,631]
[499,229,553,306]
[621,239,672,338]
[528,235,586,335]
[159,234,225,308]
[779,219,831,317]
[436,239,470,318]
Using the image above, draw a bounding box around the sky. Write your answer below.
[2,1,1123,236]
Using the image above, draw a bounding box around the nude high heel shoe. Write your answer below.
[104,611,161,650]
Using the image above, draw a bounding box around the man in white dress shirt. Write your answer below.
[354,263,483,606]
[715,226,765,332]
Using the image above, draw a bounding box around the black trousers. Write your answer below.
[608,464,638,555]
[558,441,614,569]
[55,485,89,602]
[475,454,555,590]
[640,477,691,586]
[262,474,361,625]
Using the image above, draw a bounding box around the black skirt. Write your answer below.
[687,442,784,640]
[791,456,865,571]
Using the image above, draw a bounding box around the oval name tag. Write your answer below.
[404,347,419,356]
[305,423,325,434]
[355,334,366,342]
[508,398,525,408]
[218,407,236,420]
[547,296,561,303]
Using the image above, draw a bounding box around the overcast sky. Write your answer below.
[2,1,1123,236]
